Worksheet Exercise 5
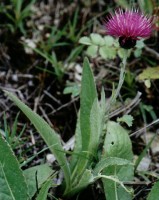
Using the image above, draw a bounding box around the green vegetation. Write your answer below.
[0,0,159,199]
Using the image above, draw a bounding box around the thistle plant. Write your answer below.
[1,8,155,200]
[102,8,153,199]
[105,8,153,115]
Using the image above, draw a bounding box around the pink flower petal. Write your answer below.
[105,9,152,39]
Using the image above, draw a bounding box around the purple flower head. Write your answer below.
[105,9,153,49]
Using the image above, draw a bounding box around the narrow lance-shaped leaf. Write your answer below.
[69,113,82,171]
[99,87,107,138]
[72,58,97,170]
[0,134,28,200]
[89,98,101,156]
[4,91,71,192]
[80,57,97,151]
[66,58,99,195]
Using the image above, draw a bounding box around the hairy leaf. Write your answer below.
[67,58,98,194]
[80,57,97,154]
[5,91,71,192]
[93,157,132,176]
[0,134,28,200]
[24,164,53,198]
[102,121,134,200]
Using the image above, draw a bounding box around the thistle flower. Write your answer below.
[105,9,152,49]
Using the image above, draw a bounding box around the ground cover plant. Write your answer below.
[0,0,159,200]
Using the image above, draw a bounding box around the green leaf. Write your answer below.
[90,33,104,46]
[96,88,107,161]
[147,180,159,200]
[97,174,132,195]
[134,48,142,58]
[89,98,101,156]
[79,36,92,45]
[36,179,52,200]
[65,170,94,197]
[4,91,71,192]
[70,98,101,193]
[23,164,53,199]
[102,121,134,200]
[136,40,145,49]
[117,48,127,59]
[117,115,134,127]
[63,84,80,97]
[67,58,97,194]
[0,134,28,200]
[80,58,97,152]
[86,45,98,57]
[69,113,82,171]
[104,36,114,47]
[74,169,94,189]
[99,46,116,59]
[138,67,159,80]
[93,157,132,175]
[99,87,106,136]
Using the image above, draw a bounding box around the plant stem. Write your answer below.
[106,50,128,117]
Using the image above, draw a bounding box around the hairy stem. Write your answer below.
[106,50,128,117]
